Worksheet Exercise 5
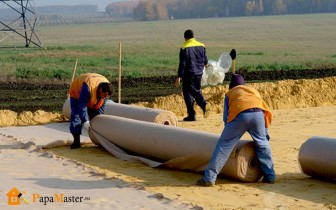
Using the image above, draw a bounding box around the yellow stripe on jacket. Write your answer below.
[181,38,205,49]
[226,85,272,128]
[69,73,109,109]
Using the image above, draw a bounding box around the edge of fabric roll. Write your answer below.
[298,136,336,180]
[88,128,162,167]
[89,115,262,182]
[62,98,178,126]
[153,111,178,126]
[220,141,262,182]
[90,115,218,161]
[104,101,178,126]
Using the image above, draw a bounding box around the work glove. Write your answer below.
[83,121,90,130]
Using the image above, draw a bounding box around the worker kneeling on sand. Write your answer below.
[68,73,112,149]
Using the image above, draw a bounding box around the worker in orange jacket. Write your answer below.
[197,74,275,186]
[68,73,112,149]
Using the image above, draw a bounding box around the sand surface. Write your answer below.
[0,77,335,209]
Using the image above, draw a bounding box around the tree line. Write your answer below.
[105,0,336,21]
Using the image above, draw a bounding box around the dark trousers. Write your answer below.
[182,74,207,116]
[70,98,104,135]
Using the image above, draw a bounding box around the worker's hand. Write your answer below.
[83,121,90,130]
[175,77,181,87]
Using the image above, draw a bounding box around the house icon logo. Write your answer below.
[6,187,29,205]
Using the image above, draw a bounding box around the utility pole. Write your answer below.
[0,0,43,48]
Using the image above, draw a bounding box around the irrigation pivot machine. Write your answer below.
[0,0,42,47]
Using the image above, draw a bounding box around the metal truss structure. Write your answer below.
[0,0,43,47]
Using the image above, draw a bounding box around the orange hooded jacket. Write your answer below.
[69,73,109,109]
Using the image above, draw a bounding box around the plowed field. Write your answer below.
[0,68,335,113]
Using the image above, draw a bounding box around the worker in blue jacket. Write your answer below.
[175,29,209,121]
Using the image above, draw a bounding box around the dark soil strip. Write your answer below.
[0,68,335,113]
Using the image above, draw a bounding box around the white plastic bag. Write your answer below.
[201,52,232,86]
[217,52,232,73]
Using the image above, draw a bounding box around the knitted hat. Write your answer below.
[229,74,245,89]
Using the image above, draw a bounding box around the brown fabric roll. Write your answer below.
[88,115,262,182]
[298,136,336,180]
[62,98,178,126]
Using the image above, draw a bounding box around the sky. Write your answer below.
[1,0,119,11]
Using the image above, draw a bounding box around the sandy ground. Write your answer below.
[0,77,335,209]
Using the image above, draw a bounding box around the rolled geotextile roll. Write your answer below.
[103,101,178,126]
[89,115,262,182]
[62,98,178,126]
[220,140,262,182]
[298,136,336,180]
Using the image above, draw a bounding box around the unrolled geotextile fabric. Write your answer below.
[88,115,263,182]
[298,136,336,180]
[62,98,178,126]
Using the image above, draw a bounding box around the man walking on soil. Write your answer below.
[68,73,112,149]
[175,29,209,121]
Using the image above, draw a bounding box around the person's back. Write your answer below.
[179,36,207,76]
[175,29,209,121]
[69,73,108,100]
[178,29,207,77]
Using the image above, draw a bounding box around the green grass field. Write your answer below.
[1,13,335,81]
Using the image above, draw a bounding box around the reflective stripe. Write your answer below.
[181,38,205,49]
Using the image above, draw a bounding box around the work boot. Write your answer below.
[183,115,196,121]
[71,134,81,149]
[202,103,210,119]
[261,177,275,184]
[196,178,215,187]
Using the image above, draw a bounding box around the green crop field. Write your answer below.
[0,13,335,112]
[0,13,335,82]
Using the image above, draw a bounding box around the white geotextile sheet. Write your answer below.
[0,117,262,182]
[0,122,91,148]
